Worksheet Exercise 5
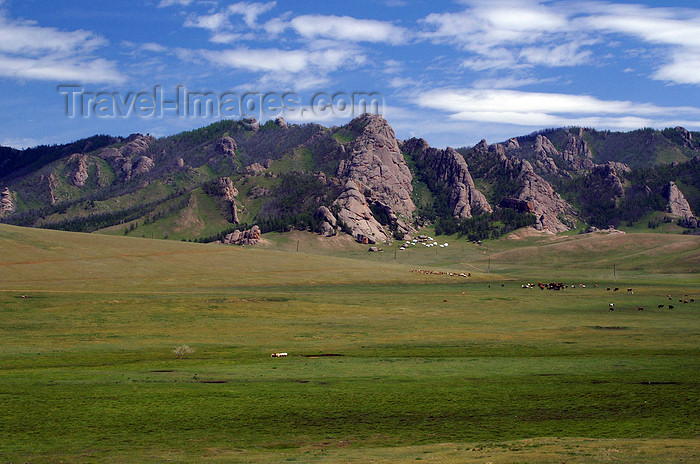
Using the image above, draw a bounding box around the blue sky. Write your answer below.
[1,0,699,149]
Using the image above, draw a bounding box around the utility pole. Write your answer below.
[296,240,299,253]
[394,248,397,261]
[613,263,616,281]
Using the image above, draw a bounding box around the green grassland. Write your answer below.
[0,224,698,463]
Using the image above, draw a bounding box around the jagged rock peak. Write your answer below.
[241,118,259,132]
[275,117,288,129]
[666,181,694,218]
[0,187,15,216]
[674,126,693,148]
[534,135,558,157]
[505,138,520,150]
[403,138,492,218]
[337,114,415,218]
[122,133,154,156]
[562,130,595,170]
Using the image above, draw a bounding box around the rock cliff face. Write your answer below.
[0,187,14,216]
[403,138,491,218]
[516,159,577,233]
[336,114,415,218]
[333,179,388,244]
[666,181,694,218]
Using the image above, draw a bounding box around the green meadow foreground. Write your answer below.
[0,224,699,463]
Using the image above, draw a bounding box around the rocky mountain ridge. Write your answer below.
[1,115,698,242]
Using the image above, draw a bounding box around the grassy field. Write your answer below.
[0,224,698,463]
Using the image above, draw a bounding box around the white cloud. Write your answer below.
[290,15,408,45]
[575,3,700,86]
[184,12,230,32]
[158,0,193,7]
[197,47,360,74]
[416,88,700,129]
[422,1,700,85]
[653,47,700,85]
[0,14,125,84]
[0,54,125,83]
[227,1,276,28]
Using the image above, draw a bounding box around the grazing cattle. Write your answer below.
[609,303,614,311]
[691,299,695,303]
[669,305,675,310]
[443,299,447,302]
[669,297,673,300]
[637,306,644,311]
[271,352,288,357]
[627,288,633,292]
[614,288,620,292]
[607,288,611,291]
[658,305,664,309]
[683,300,689,304]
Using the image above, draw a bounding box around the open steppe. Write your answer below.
[1,224,698,463]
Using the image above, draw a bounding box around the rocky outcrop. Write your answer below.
[241,118,259,132]
[589,162,627,205]
[562,129,595,170]
[336,114,415,218]
[215,136,237,158]
[314,206,337,227]
[39,174,59,205]
[245,163,266,175]
[209,177,239,224]
[70,154,89,187]
[403,138,491,218]
[474,140,576,233]
[223,225,261,245]
[674,126,694,149]
[333,179,388,244]
[132,156,155,176]
[516,160,576,233]
[122,134,154,157]
[665,181,694,218]
[313,204,339,237]
[0,187,14,216]
[275,117,288,129]
[531,135,562,176]
[99,133,155,180]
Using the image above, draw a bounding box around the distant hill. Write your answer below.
[1,116,699,242]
